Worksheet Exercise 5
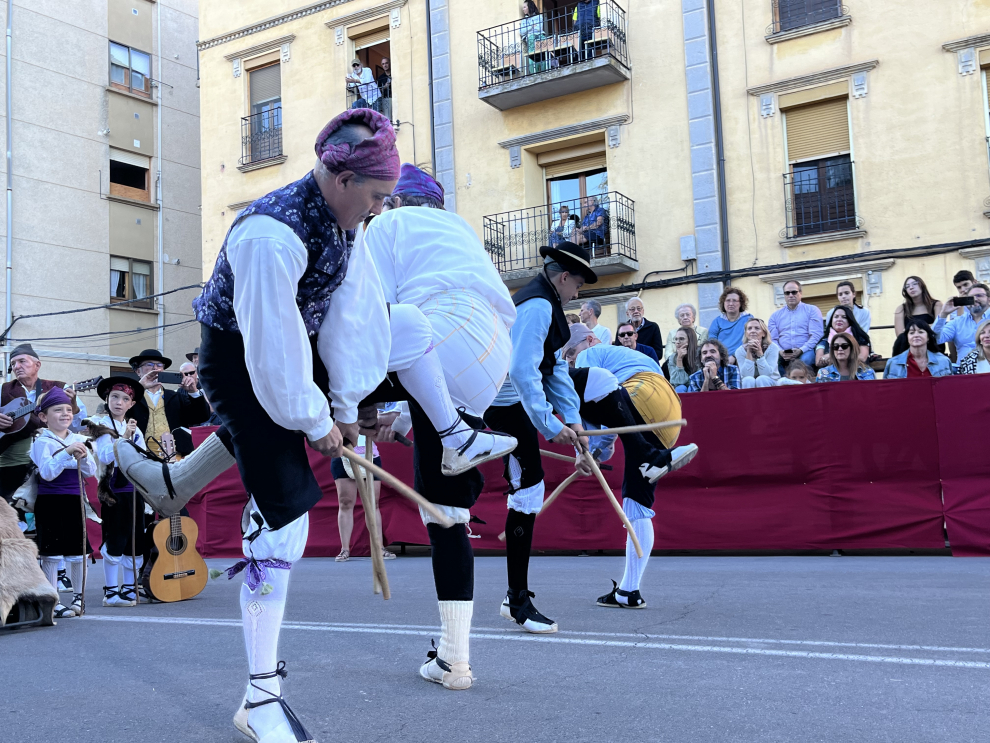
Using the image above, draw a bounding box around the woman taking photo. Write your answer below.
[816,333,876,382]
[735,318,781,388]
[661,327,700,393]
[883,317,953,378]
[957,318,990,375]
[825,280,871,332]
[815,305,872,368]
[893,276,943,355]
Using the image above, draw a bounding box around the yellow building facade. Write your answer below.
[199,0,990,361]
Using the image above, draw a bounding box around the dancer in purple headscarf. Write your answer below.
[116,109,400,743]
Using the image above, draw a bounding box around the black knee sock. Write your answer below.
[505,508,536,593]
[427,523,474,601]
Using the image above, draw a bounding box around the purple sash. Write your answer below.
[38,467,80,495]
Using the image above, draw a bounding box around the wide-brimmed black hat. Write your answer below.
[538,241,598,284]
[96,375,142,402]
[128,348,172,369]
[185,347,200,362]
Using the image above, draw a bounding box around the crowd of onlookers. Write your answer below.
[567,270,990,392]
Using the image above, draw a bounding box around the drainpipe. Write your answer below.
[4,0,12,378]
[155,1,164,351]
[706,0,730,278]
[425,0,436,172]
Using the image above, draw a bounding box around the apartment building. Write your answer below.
[0,0,201,399]
[199,0,990,361]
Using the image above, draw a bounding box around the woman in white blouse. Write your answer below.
[735,318,781,388]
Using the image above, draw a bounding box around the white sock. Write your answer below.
[437,600,473,664]
[67,557,86,601]
[242,567,293,740]
[102,551,121,588]
[41,557,60,591]
[396,349,469,448]
[618,517,654,598]
[122,555,144,591]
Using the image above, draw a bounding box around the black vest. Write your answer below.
[512,271,569,377]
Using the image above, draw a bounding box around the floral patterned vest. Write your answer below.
[193,172,352,336]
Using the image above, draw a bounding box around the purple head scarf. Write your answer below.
[314,108,400,181]
[38,386,71,411]
[392,163,445,203]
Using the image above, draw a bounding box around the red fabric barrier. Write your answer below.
[93,376,986,558]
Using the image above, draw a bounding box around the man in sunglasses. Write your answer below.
[768,280,823,376]
[615,321,659,363]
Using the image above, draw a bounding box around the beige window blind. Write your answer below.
[250,64,281,105]
[542,153,607,179]
[109,147,150,169]
[353,28,390,50]
[785,97,850,163]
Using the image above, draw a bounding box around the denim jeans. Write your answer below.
[778,348,816,377]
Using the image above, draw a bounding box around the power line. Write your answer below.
[9,319,198,344]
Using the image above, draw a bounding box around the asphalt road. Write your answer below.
[2,555,987,743]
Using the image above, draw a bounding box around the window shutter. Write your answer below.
[785,97,850,163]
[543,153,607,179]
[110,147,150,169]
[250,64,281,105]
[354,28,390,50]
[985,69,990,112]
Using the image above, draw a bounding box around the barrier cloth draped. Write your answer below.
[85,377,989,558]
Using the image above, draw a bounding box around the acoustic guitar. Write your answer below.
[0,376,104,453]
[147,433,208,602]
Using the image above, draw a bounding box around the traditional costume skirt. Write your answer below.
[35,470,90,557]
[621,372,682,449]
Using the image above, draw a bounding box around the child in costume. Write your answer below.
[90,376,147,607]
[30,387,97,618]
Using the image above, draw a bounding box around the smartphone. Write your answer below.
[119,370,184,385]
[955,295,975,307]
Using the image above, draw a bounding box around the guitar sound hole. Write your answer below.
[166,535,187,555]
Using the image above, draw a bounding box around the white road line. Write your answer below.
[82,616,990,669]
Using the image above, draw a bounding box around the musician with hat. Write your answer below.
[186,347,200,367]
[484,241,597,635]
[127,348,209,460]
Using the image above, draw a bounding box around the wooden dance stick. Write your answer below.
[539,449,611,470]
[583,451,643,559]
[497,469,582,542]
[356,436,390,600]
[576,420,686,439]
[341,447,454,528]
[76,468,88,616]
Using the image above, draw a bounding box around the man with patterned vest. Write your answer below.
[116,109,399,743]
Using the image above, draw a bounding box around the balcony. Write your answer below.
[781,157,863,243]
[477,1,630,111]
[483,191,638,288]
[346,80,393,122]
[239,108,283,171]
[767,0,846,35]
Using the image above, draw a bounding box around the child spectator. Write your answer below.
[30,387,97,618]
[777,360,815,386]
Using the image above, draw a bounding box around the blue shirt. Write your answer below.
[581,206,606,241]
[686,365,741,392]
[769,303,823,355]
[707,313,753,357]
[491,297,581,440]
[815,365,875,382]
[932,309,988,360]
[575,344,661,384]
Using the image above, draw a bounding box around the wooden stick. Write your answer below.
[358,435,390,599]
[577,420,686,439]
[341,447,453,528]
[77,468,88,616]
[584,451,643,558]
[539,449,576,463]
[497,469,581,542]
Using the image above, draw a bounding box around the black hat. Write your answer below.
[96,375,142,402]
[9,343,39,361]
[185,347,200,362]
[538,241,598,284]
[128,348,172,369]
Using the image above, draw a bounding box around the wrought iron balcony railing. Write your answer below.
[477,0,628,90]
[782,157,859,239]
[240,107,283,166]
[768,0,845,34]
[346,80,392,121]
[483,191,635,275]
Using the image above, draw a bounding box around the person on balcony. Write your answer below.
[572,196,606,254]
[956,318,990,375]
[707,287,752,366]
[883,318,953,379]
[346,58,379,109]
[375,57,392,119]
[550,204,577,246]
[663,303,707,364]
[615,297,663,360]
[520,1,548,74]
[573,0,601,61]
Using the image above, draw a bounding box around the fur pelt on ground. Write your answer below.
[0,498,58,626]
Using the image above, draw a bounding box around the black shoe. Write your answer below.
[499,589,557,633]
[597,579,647,609]
[57,570,72,593]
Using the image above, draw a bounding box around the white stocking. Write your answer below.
[618,517,654,597]
[66,556,86,600]
[396,349,469,448]
[41,557,60,591]
[121,555,144,590]
[101,546,121,588]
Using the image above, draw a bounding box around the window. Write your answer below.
[347,37,392,120]
[242,64,283,164]
[774,0,842,33]
[111,257,153,309]
[110,42,152,97]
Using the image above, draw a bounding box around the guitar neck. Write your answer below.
[170,513,183,537]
